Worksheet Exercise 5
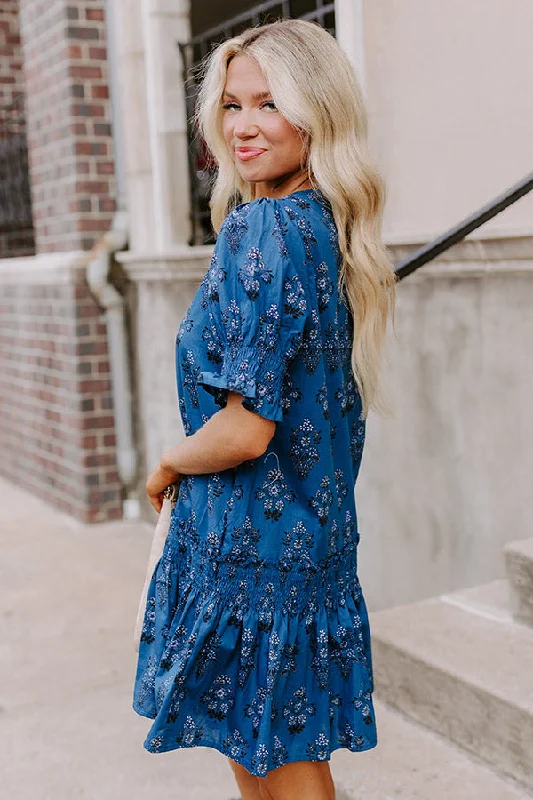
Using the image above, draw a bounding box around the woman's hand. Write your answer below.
[146,461,183,513]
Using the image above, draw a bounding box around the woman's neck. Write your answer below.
[254,169,312,200]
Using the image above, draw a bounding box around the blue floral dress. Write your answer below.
[133,189,377,776]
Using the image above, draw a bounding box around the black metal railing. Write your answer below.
[0,93,35,258]
[179,0,335,246]
[395,172,533,281]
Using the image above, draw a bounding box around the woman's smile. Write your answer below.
[235,146,267,161]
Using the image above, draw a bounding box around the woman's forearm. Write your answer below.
[159,395,275,479]
[161,412,254,477]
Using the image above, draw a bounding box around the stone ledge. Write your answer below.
[394,259,533,281]
[0,251,89,285]
[390,235,533,280]
[117,246,214,282]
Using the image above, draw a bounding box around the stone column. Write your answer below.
[111,0,191,252]
[141,0,191,249]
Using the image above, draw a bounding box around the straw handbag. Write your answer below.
[133,482,180,652]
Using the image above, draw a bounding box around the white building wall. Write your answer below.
[363,0,533,243]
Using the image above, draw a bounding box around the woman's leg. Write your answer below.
[228,758,271,800]
[228,757,334,800]
[259,760,335,800]
[318,762,336,799]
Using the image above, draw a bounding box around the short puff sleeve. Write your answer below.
[198,197,310,423]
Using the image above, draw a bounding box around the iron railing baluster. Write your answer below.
[395,172,533,280]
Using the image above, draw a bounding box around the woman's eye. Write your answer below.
[222,102,240,111]
[262,101,277,111]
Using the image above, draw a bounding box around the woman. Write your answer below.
[133,19,395,800]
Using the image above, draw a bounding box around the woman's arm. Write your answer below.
[146,391,276,511]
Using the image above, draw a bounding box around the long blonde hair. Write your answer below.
[196,19,395,416]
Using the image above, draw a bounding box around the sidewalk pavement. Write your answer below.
[0,476,529,800]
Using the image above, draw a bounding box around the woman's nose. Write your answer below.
[233,110,259,139]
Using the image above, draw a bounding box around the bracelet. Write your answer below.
[163,483,180,503]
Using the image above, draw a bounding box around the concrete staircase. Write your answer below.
[506,537,533,627]
[370,537,533,793]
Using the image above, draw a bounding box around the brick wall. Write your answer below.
[0,262,122,522]
[0,1,123,522]
[0,0,24,107]
[18,0,115,253]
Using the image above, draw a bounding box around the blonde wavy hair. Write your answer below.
[196,19,395,416]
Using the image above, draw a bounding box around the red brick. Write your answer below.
[69,197,92,213]
[86,9,105,22]
[66,26,100,41]
[75,180,109,194]
[89,46,107,60]
[79,379,111,393]
[70,121,87,135]
[76,218,109,232]
[69,65,102,79]
[85,415,115,430]
[75,141,107,156]
[72,102,105,117]
[96,162,114,175]
[91,84,108,100]
[98,197,115,211]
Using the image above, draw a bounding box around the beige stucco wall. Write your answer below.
[356,239,533,609]
[363,0,533,243]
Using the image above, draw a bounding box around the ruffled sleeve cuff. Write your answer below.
[198,346,285,423]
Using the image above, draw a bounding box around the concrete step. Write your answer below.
[505,537,533,627]
[370,582,533,791]
[331,700,531,800]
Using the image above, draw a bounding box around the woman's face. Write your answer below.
[221,54,307,196]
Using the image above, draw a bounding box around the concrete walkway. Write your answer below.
[0,477,529,800]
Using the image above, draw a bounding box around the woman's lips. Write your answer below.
[235,148,266,161]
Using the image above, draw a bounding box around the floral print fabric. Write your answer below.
[133,189,377,776]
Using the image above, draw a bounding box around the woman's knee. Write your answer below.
[262,760,334,800]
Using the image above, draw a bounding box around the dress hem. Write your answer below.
[134,704,378,777]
